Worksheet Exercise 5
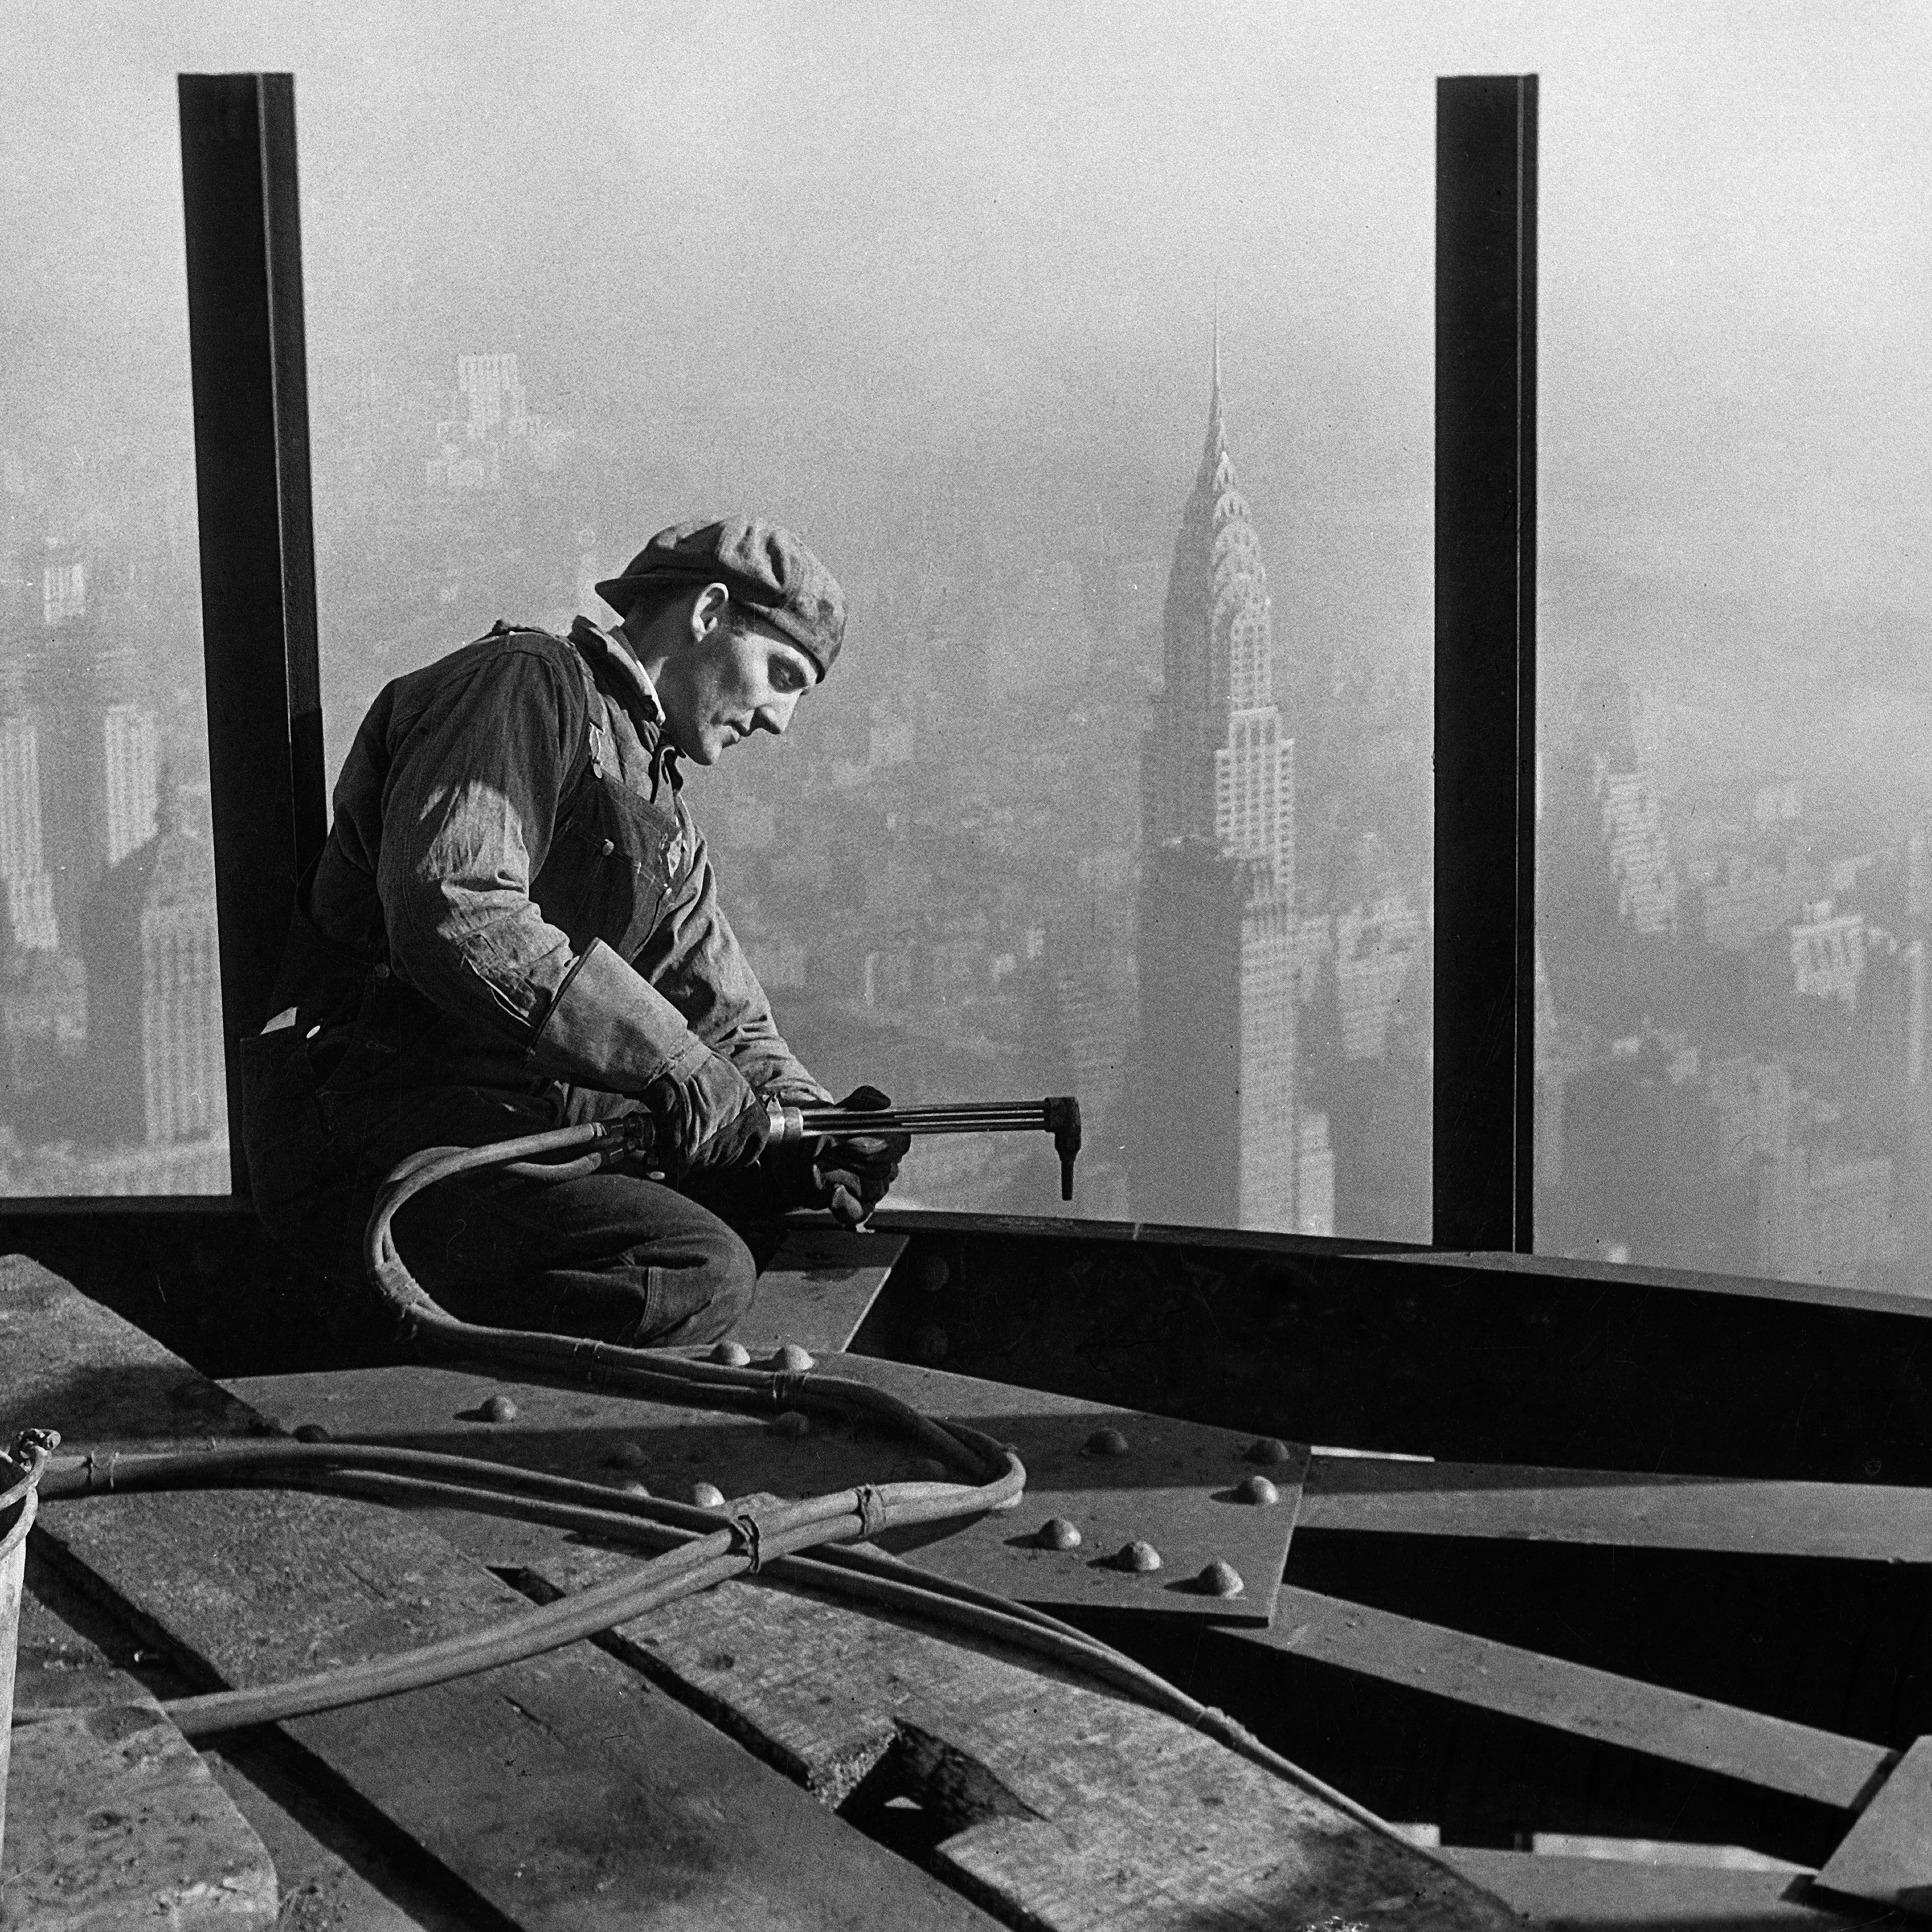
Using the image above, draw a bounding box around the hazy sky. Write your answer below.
[7,2,1932,723]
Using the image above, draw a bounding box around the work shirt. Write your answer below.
[272,616,828,1118]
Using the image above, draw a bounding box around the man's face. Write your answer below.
[656,599,817,766]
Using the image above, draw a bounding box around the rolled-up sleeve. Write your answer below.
[377,645,711,1094]
[639,829,832,1104]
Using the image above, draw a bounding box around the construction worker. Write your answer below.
[241,516,909,1347]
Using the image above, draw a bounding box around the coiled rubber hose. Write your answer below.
[18,1117,1465,1873]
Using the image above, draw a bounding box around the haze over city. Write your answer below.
[4,3,1932,1285]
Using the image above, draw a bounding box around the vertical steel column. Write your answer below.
[178,74,327,1196]
[1433,74,1538,1252]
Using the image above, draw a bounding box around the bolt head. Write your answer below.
[1245,1437,1292,1465]
[1036,1517,1082,1551]
[711,1341,752,1367]
[916,1324,950,1363]
[1115,1539,1162,1574]
[909,1457,950,1482]
[616,1479,652,1499]
[292,1423,331,1444]
[769,1344,815,1373]
[918,1255,951,1293]
[690,1482,727,1508]
[479,1395,519,1424]
[770,1409,811,1438]
[1234,1474,1280,1506]
[1197,1559,1244,1598]
[606,1441,648,1470]
[1085,1426,1131,1457]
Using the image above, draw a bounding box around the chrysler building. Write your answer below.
[1133,335,1302,1230]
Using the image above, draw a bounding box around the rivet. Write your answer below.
[691,1482,726,1508]
[1197,1559,1244,1598]
[292,1423,331,1444]
[606,1441,648,1470]
[918,1255,951,1293]
[769,1343,815,1372]
[916,1324,949,1363]
[616,1479,652,1499]
[1115,1539,1162,1573]
[1245,1437,1292,1465]
[711,1341,752,1366]
[479,1395,519,1424]
[1085,1426,1130,1457]
[770,1409,811,1438]
[1234,1474,1280,1506]
[1037,1517,1082,1550]
[910,1457,951,1482]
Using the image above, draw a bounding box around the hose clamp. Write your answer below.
[727,1509,765,1574]
[854,1483,890,1538]
[764,1097,806,1144]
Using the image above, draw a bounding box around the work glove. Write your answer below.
[639,1051,770,1179]
[809,1084,912,1229]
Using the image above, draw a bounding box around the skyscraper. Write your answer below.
[1133,335,1300,1230]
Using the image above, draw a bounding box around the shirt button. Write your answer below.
[373,963,391,980]
[600,838,616,857]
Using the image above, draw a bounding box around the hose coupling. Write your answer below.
[764,1097,808,1144]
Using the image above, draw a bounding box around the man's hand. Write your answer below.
[640,1053,769,1178]
[811,1084,912,1228]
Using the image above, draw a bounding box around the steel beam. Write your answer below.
[1434,74,1539,1252]
[177,73,326,1196]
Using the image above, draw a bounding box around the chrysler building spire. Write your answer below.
[1133,328,1303,1233]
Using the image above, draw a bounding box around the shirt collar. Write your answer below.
[569,615,682,799]
[569,614,665,725]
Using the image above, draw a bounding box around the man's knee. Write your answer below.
[640,1222,757,1346]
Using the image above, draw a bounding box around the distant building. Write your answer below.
[1132,336,1302,1232]
[30,540,151,940]
[1789,902,1867,1009]
[74,805,226,1151]
[425,353,561,493]
[1600,768,1680,936]
[0,716,58,952]
[103,703,160,868]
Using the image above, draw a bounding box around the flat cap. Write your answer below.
[595,516,845,679]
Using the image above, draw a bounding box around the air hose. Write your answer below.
[13,1112,1454,1872]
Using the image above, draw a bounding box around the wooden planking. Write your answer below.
[1222,1584,1893,1812]
[1302,1455,1932,1561]
[733,1224,906,1355]
[522,1541,1520,1931]
[1440,1848,1911,1929]
[1,1255,1001,1931]
[1816,1734,1932,1910]
[2,1700,279,1929]
[16,1575,434,1932]
[226,1356,1304,1626]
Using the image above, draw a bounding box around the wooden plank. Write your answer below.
[0,1255,1003,1930]
[1224,1585,1893,1812]
[733,1225,905,1355]
[1817,1734,1932,1910]
[226,1357,1305,1627]
[1302,1456,1932,1561]
[520,1543,1520,1931]
[1440,1848,1910,1928]
[2,1700,279,1928]
[16,1574,434,1931]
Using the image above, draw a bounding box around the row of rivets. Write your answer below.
[1029,1522,1244,1597]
